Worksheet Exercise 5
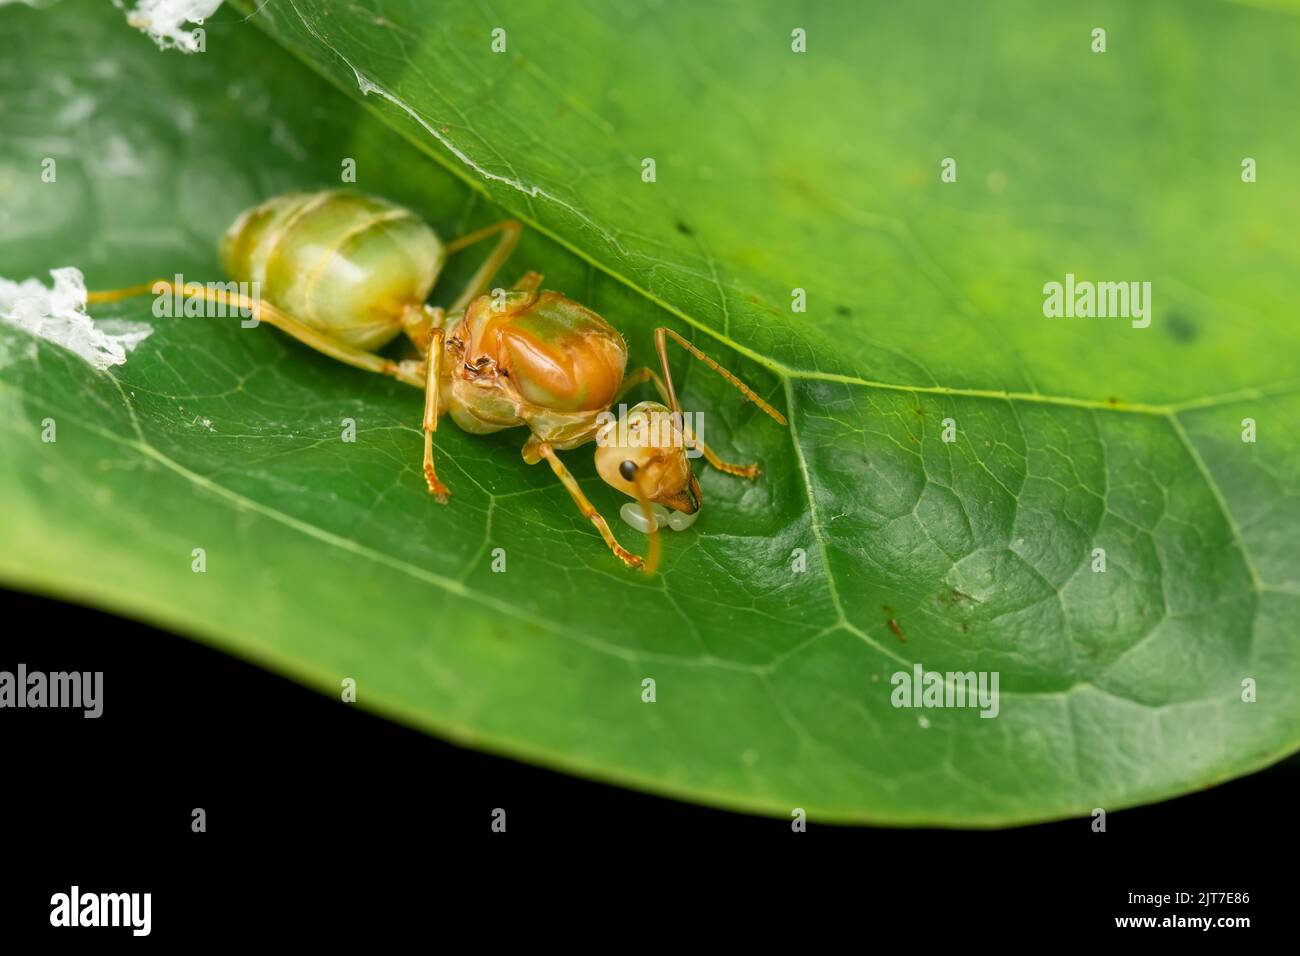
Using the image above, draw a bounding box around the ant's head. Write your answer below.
[595,401,702,515]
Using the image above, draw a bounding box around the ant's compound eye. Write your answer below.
[619,460,638,482]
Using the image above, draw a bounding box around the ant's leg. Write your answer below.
[535,442,657,574]
[400,303,444,352]
[611,365,656,402]
[443,220,523,315]
[511,271,543,293]
[87,281,425,387]
[654,327,787,426]
[684,423,762,479]
[616,366,762,479]
[421,328,450,503]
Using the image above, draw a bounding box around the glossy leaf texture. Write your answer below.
[1,0,1297,824]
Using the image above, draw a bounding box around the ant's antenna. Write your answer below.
[655,327,787,426]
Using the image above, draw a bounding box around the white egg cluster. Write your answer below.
[619,501,699,534]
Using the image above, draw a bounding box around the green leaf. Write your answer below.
[1,0,1297,825]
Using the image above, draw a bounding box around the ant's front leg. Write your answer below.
[534,442,651,573]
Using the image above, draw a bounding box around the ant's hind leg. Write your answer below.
[421,328,451,503]
[444,219,523,314]
[535,443,653,574]
[86,281,425,387]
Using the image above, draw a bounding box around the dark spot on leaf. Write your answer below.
[1165,311,1198,343]
[746,293,783,318]
[676,221,694,236]
[835,304,851,317]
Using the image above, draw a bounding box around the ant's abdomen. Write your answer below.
[220,190,444,351]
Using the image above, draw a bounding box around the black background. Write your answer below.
[1,587,1288,939]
